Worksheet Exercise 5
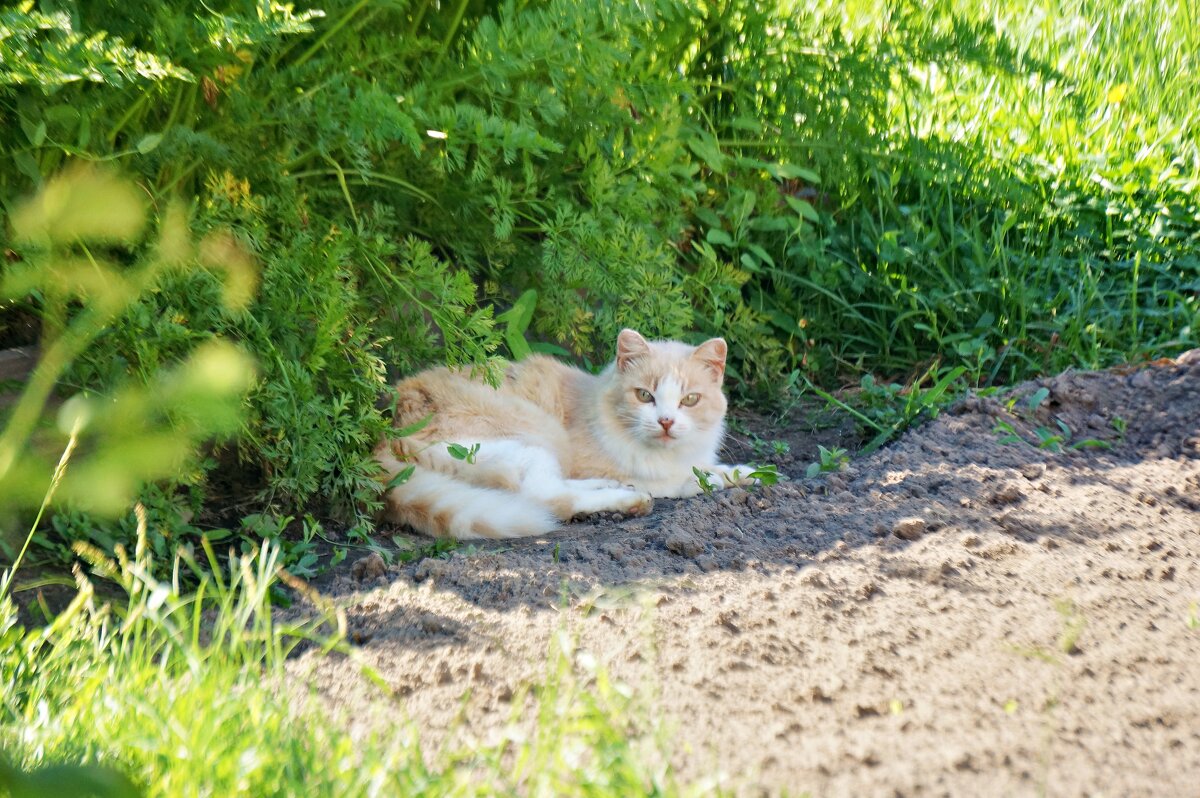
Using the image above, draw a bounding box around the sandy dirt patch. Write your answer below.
[288,354,1200,796]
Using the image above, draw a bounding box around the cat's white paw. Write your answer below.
[615,489,654,517]
[563,487,654,518]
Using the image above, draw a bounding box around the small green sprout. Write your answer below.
[447,442,481,464]
[992,421,1023,445]
[1111,415,1128,440]
[692,466,718,495]
[1034,425,1065,451]
[1025,387,1051,411]
[806,445,849,478]
[384,464,416,490]
[742,463,782,487]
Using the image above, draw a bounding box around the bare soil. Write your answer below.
[288,354,1200,797]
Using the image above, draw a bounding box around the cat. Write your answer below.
[374,328,758,539]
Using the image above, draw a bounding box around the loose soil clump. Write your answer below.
[290,355,1200,796]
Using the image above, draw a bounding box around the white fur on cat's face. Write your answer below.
[607,329,728,451]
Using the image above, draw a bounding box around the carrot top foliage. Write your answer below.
[1,0,1197,547]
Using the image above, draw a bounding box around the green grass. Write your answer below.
[0,529,715,797]
[780,0,1200,384]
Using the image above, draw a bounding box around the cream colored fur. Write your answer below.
[374,329,756,539]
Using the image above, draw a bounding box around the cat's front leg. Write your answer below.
[645,478,705,499]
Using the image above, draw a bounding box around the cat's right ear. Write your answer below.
[692,337,727,383]
[616,329,650,372]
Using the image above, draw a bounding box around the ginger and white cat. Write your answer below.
[374,329,757,539]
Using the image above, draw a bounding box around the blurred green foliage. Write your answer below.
[1,0,1197,545]
[0,166,254,563]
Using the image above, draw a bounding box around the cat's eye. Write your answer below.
[680,392,701,407]
[635,388,655,404]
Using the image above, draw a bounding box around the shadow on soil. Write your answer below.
[312,359,1200,633]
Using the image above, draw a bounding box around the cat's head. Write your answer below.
[606,329,728,450]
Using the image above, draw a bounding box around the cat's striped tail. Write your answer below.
[376,452,557,540]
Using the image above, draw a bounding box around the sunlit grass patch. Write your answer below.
[0,526,716,797]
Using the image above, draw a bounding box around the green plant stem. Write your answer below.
[0,416,81,604]
[321,154,360,228]
[432,0,473,69]
[0,250,164,485]
[162,83,187,132]
[158,158,203,195]
[105,92,152,146]
[1129,251,1141,351]
[293,0,371,68]
[0,314,96,483]
[409,0,433,36]
[290,166,438,204]
[802,376,884,432]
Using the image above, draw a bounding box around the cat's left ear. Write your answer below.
[692,338,727,383]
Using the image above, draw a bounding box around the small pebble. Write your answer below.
[990,484,1025,505]
[351,552,387,582]
[665,526,704,557]
[892,517,926,540]
[414,557,450,582]
[435,661,452,684]
[1129,369,1155,389]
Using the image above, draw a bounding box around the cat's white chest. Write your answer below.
[602,430,721,492]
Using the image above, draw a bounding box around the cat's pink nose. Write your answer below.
[658,417,675,432]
